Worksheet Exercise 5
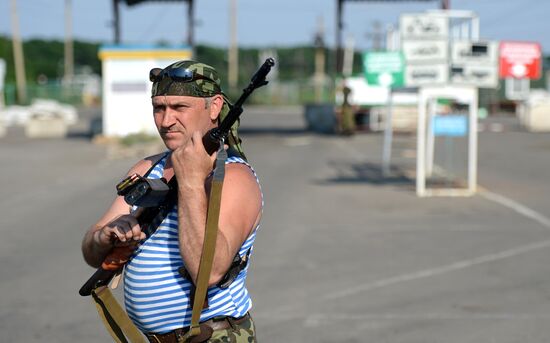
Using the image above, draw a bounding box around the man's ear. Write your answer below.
[209,95,224,122]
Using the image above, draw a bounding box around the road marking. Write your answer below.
[478,188,550,229]
[321,181,550,301]
[324,238,550,300]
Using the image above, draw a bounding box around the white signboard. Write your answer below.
[406,63,449,86]
[450,64,498,88]
[451,41,498,65]
[0,59,5,90]
[403,40,448,62]
[400,14,449,40]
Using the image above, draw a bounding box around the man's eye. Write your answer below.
[153,105,164,112]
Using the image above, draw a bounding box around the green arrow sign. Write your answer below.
[362,51,405,87]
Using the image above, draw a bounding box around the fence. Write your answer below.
[2,79,337,108]
[3,83,99,107]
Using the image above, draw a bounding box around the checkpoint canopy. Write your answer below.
[99,45,192,137]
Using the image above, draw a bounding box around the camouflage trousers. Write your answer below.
[207,315,257,343]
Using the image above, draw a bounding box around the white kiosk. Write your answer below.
[99,45,192,137]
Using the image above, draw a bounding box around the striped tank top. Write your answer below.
[123,153,262,334]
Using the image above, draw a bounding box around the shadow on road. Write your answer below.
[319,161,414,186]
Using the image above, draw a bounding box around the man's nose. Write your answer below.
[161,107,177,127]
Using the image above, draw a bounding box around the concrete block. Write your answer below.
[371,106,418,133]
[525,103,550,132]
[25,117,68,138]
[304,104,337,134]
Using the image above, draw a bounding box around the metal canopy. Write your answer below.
[112,0,194,47]
[123,0,186,5]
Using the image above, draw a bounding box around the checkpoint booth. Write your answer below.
[99,45,192,137]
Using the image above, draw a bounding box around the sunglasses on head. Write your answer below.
[149,67,219,87]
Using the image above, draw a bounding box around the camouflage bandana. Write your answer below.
[150,60,246,159]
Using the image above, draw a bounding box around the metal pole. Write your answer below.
[426,98,436,177]
[64,0,74,82]
[314,16,325,103]
[187,0,194,49]
[382,87,394,176]
[417,88,427,197]
[468,87,478,194]
[113,0,120,44]
[228,0,238,88]
[336,0,343,74]
[10,0,26,104]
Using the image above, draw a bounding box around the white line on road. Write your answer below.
[324,238,550,300]
[478,188,550,229]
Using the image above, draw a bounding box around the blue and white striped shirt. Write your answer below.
[123,153,261,334]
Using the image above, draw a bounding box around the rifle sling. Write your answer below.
[182,141,227,341]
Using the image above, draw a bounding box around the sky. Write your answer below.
[0,0,548,52]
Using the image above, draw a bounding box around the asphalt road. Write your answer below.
[1,106,550,343]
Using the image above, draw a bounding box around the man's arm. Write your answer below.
[172,132,262,286]
[81,155,163,268]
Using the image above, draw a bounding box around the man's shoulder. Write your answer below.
[126,152,168,177]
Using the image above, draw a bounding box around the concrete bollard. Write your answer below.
[25,117,68,138]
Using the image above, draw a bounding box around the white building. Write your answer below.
[99,45,192,137]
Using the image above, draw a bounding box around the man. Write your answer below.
[82,60,263,342]
[340,85,356,136]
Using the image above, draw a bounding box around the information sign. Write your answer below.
[499,41,542,79]
[433,114,468,136]
[405,63,448,86]
[400,14,449,40]
[362,51,405,87]
[450,64,498,88]
[403,40,448,62]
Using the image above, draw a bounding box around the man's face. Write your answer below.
[152,94,221,150]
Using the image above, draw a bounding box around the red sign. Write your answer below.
[499,41,542,79]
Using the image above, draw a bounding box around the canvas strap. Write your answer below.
[181,140,227,342]
[91,286,146,343]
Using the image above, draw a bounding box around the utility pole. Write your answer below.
[314,16,326,102]
[336,0,344,74]
[441,0,450,9]
[10,0,26,104]
[113,0,121,44]
[64,0,74,82]
[187,0,194,48]
[365,21,384,51]
[228,0,238,88]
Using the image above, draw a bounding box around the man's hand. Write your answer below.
[171,131,217,187]
[93,214,145,249]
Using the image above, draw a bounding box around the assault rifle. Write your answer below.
[79,58,275,297]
